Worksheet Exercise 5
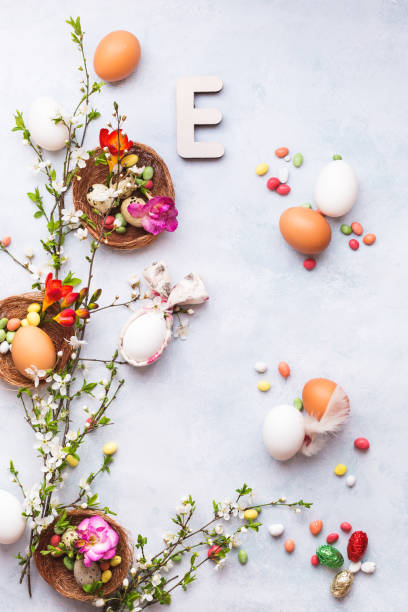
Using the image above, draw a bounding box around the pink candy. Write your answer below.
[326,533,339,544]
[340,522,352,532]
[311,554,319,566]
[354,437,370,450]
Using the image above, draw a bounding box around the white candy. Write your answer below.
[361,561,376,574]
[254,361,267,373]
[279,166,289,184]
[0,341,10,354]
[268,523,284,537]
[349,561,361,573]
[346,475,356,487]
[284,155,291,162]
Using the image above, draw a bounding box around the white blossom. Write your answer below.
[75,227,88,241]
[51,180,67,195]
[62,209,83,229]
[72,147,89,168]
[25,365,46,387]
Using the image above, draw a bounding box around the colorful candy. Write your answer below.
[341,522,352,532]
[303,258,316,271]
[145,180,153,190]
[21,319,28,327]
[267,177,280,191]
[349,239,359,251]
[275,147,289,158]
[349,561,362,573]
[7,318,20,332]
[284,538,295,553]
[257,380,271,392]
[103,441,118,455]
[347,531,368,562]
[66,454,79,467]
[279,167,289,184]
[363,233,376,245]
[334,463,347,476]
[50,534,61,547]
[244,509,258,521]
[361,561,376,574]
[276,184,291,196]
[346,475,356,487]
[99,560,111,571]
[0,330,5,343]
[326,533,339,544]
[104,215,115,229]
[238,550,248,565]
[340,224,352,235]
[268,523,284,537]
[0,318,8,329]
[309,520,323,536]
[351,222,363,235]
[6,332,15,344]
[27,312,40,326]
[311,554,319,566]
[101,569,112,583]
[354,437,370,450]
[278,362,290,378]
[256,163,269,176]
[316,545,344,568]
[143,166,154,180]
[27,303,41,313]
[254,361,267,373]
[293,398,303,411]
[292,153,303,168]
[110,555,122,567]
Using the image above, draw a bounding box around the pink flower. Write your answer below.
[127,196,178,235]
[75,515,119,568]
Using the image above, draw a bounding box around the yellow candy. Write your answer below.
[27,303,41,313]
[27,312,40,326]
[101,569,112,583]
[256,163,268,176]
[21,319,28,327]
[257,380,271,392]
[66,454,79,467]
[334,463,347,476]
[103,441,118,456]
[244,509,259,521]
[110,555,122,567]
[121,154,139,168]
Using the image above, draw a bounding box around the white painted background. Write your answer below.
[0,1,406,610]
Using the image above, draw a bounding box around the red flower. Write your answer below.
[99,129,133,157]
[53,308,76,327]
[60,292,79,309]
[75,308,90,320]
[43,273,73,312]
[207,545,221,559]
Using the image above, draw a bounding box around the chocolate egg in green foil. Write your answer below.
[330,570,354,599]
[316,544,344,568]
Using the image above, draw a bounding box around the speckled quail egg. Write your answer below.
[86,183,115,214]
[61,527,79,551]
[121,196,145,227]
[110,172,136,199]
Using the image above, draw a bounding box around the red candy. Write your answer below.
[351,222,363,235]
[145,180,153,189]
[311,554,320,566]
[341,522,352,533]
[354,437,370,450]
[347,530,368,562]
[275,147,289,158]
[276,184,291,196]
[326,533,339,544]
[303,258,316,271]
[207,545,221,559]
[50,534,61,547]
[349,239,359,251]
[267,177,280,191]
[104,215,115,229]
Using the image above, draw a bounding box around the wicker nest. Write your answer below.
[34,509,133,603]
[73,143,175,250]
[0,291,72,387]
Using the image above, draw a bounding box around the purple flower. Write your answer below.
[127,196,178,235]
[75,515,119,568]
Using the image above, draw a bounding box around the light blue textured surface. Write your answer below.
[0,1,406,610]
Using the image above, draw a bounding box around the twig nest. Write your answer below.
[86,184,115,214]
[73,559,101,586]
[119,309,173,367]
[330,570,354,599]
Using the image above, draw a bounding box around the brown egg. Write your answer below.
[11,326,56,381]
[279,207,332,254]
[302,378,339,420]
[94,31,141,82]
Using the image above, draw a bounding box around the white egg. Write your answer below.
[28,97,69,151]
[119,310,172,366]
[314,159,358,217]
[0,489,26,544]
[262,404,305,461]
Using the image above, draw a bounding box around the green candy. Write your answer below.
[333,154,342,160]
[0,330,5,343]
[300,203,312,209]
[115,213,127,226]
[316,545,344,568]
[340,224,352,235]
[6,331,15,343]
[293,398,303,411]
[0,318,8,329]
[238,550,248,565]
[115,226,127,234]
[63,555,75,571]
[293,153,303,168]
[143,166,154,180]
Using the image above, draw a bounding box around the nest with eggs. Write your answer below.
[73,143,175,250]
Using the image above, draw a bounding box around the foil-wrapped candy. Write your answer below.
[330,570,354,599]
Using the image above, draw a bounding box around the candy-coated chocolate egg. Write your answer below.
[262,404,305,461]
[302,378,350,421]
[28,97,69,151]
[94,31,141,82]
[0,489,25,544]
[279,207,332,254]
[11,326,56,380]
[119,310,172,367]
[314,160,358,217]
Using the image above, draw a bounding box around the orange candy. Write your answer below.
[309,520,323,536]
[363,233,376,245]
[278,362,290,378]
[1,236,11,247]
[275,147,289,158]
[7,318,21,331]
[99,560,111,571]
[351,222,363,235]
[302,378,337,421]
[284,538,295,553]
